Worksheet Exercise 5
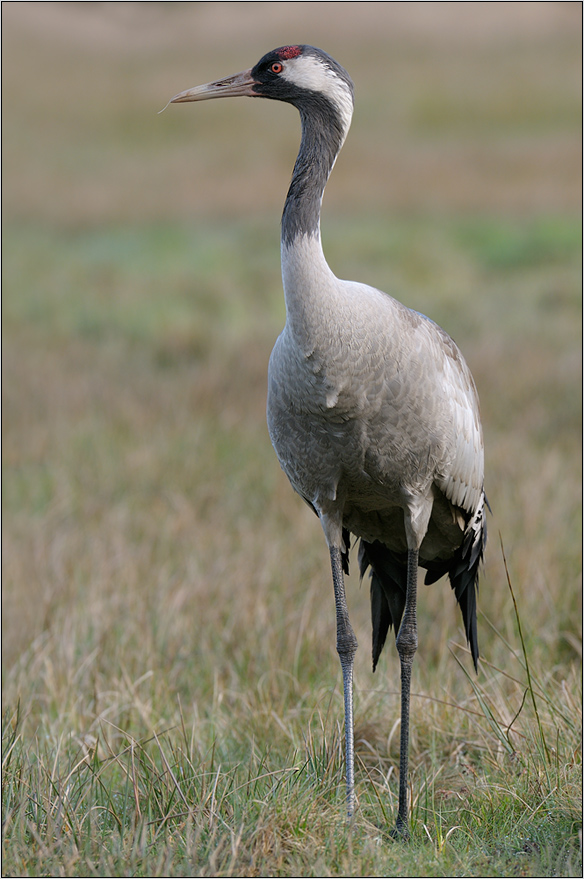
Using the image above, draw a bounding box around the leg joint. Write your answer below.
[396,629,418,659]
[336,631,358,660]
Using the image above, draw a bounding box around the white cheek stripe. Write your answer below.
[281,56,353,135]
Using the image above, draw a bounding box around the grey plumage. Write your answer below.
[268,237,485,665]
[167,44,486,838]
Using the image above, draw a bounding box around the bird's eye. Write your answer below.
[270,62,283,74]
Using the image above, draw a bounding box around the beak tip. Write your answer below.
[162,68,257,108]
[159,92,188,113]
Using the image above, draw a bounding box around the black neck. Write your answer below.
[281,93,346,247]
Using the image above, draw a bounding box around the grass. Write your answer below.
[2,4,582,876]
[2,579,581,876]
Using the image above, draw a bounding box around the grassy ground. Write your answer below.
[2,4,581,876]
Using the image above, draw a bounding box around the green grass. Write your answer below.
[3,215,581,877]
[2,605,582,876]
[2,4,582,876]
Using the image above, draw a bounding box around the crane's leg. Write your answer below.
[393,547,419,839]
[330,545,358,820]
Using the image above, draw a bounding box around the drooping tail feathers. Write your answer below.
[359,495,488,673]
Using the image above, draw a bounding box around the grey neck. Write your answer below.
[281,96,346,247]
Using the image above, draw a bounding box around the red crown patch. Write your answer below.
[276,46,303,60]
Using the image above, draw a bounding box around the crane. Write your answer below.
[166,45,486,838]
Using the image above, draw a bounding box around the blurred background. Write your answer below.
[2,1,581,715]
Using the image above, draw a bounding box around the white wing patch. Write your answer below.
[437,346,484,516]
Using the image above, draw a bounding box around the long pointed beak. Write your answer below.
[160,68,257,112]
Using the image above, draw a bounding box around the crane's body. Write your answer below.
[167,44,486,838]
[270,235,483,559]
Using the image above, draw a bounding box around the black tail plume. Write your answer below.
[358,540,407,672]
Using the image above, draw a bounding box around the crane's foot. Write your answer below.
[345,809,356,828]
[389,814,410,841]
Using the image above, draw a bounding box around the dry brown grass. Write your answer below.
[2,2,581,224]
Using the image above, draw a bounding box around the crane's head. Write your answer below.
[164,45,354,135]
